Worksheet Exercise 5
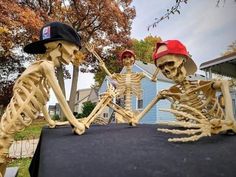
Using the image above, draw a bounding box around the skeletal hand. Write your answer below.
[157,104,212,142]
[99,61,106,68]
[85,43,95,53]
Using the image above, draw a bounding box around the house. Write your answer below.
[200,52,236,117]
[74,88,98,113]
[48,103,61,117]
[99,60,205,123]
[48,88,99,117]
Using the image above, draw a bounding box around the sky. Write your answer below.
[48,0,236,105]
[131,0,236,67]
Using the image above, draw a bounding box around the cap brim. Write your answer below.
[24,38,67,54]
[184,57,197,75]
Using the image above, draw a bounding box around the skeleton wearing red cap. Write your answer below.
[119,49,136,66]
[153,40,197,83]
[136,40,236,142]
[85,44,157,126]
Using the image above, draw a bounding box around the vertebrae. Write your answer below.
[114,71,143,112]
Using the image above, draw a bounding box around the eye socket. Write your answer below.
[158,61,175,69]
[123,55,132,59]
[159,64,164,70]
[166,61,174,66]
[73,50,79,55]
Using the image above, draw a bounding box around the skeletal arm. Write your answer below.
[135,90,166,122]
[40,61,85,134]
[151,68,159,82]
[213,80,235,121]
[85,43,113,77]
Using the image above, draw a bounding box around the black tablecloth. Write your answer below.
[29,124,236,177]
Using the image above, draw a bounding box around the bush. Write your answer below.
[75,101,96,119]
[76,113,84,119]
[82,101,96,117]
[52,114,60,120]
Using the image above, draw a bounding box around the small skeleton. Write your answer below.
[0,41,87,176]
[85,44,152,125]
[135,40,236,142]
[79,84,137,128]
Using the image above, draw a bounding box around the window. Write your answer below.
[232,99,236,117]
[137,99,143,109]
[103,113,108,118]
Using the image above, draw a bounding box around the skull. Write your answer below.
[45,41,84,66]
[157,55,187,83]
[156,45,187,83]
[122,54,135,67]
[120,50,135,67]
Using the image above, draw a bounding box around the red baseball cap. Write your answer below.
[153,40,197,75]
[119,49,136,64]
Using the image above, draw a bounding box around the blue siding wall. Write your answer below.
[230,91,236,118]
[98,65,176,124]
[138,77,157,124]
[130,66,157,123]
[99,77,109,94]
[156,81,175,122]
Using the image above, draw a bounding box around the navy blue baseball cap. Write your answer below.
[24,22,82,54]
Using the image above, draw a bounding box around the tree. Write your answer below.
[77,101,96,118]
[0,0,48,108]
[1,0,136,115]
[131,36,162,63]
[21,0,136,113]
[222,40,236,56]
[94,48,124,86]
[220,40,236,88]
[93,35,162,86]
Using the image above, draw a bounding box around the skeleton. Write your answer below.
[135,41,236,142]
[84,44,153,126]
[0,41,87,176]
[79,84,138,128]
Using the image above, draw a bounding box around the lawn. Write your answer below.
[8,119,47,177]
[14,118,47,140]
[8,158,31,177]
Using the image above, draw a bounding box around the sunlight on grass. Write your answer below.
[14,119,47,140]
[8,158,31,177]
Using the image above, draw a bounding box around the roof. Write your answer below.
[100,60,205,92]
[75,88,98,104]
[134,60,173,83]
[199,52,236,78]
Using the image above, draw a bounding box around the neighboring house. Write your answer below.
[200,52,236,117]
[74,88,98,113]
[48,88,98,116]
[48,103,61,117]
[99,60,205,124]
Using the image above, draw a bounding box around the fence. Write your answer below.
[8,136,39,158]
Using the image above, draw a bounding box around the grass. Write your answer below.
[14,119,47,140]
[8,158,31,177]
[8,119,47,177]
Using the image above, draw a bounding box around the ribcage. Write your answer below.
[170,80,225,121]
[0,75,50,135]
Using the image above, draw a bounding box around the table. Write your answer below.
[29,124,236,177]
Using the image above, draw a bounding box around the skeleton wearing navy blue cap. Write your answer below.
[0,22,87,176]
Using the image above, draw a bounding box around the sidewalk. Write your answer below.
[9,139,39,158]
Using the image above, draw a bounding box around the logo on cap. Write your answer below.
[42,26,51,40]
